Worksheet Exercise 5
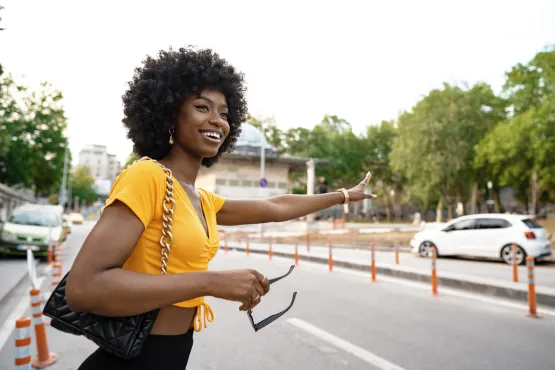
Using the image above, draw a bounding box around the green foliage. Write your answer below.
[70,165,98,205]
[0,73,69,196]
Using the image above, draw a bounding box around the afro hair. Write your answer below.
[122,46,249,167]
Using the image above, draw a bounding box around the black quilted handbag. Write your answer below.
[43,158,176,360]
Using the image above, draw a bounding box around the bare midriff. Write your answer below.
[151,306,196,335]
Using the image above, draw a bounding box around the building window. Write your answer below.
[278,182,287,189]
[241,180,253,187]
[268,182,276,188]
[229,179,240,186]
[216,178,226,185]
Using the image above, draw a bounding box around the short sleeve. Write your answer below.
[212,192,226,213]
[102,160,165,229]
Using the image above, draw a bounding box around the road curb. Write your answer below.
[222,245,555,309]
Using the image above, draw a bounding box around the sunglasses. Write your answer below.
[247,265,297,332]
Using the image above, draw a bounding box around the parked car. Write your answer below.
[68,212,85,225]
[410,213,551,265]
[0,204,65,259]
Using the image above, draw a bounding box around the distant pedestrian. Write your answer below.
[62,46,377,369]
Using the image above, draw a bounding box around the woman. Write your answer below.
[66,46,377,369]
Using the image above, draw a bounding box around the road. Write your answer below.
[0,223,554,369]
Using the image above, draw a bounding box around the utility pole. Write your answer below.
[258,123,266,238]
[59,141,69,210]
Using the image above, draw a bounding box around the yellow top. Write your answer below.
[102,160,226,332]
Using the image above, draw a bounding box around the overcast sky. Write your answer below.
[1,0,554,165]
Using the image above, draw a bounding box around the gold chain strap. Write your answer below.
[123,156,176,275]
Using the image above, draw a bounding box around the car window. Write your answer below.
[476,218,511,229]
[522,218,542,229]
[9,211,60,227]
[447,219,476,231]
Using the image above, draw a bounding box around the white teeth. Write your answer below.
[201,132,221,140]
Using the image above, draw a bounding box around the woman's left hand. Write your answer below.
[345,171,377,202]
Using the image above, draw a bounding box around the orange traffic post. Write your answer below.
[431,247,439,296]
[306,232,310,252]
[370,242,376,282]
[328,241,333,272]
[246,236,250,256]
[295,244,299,265]
[395,243,400,265]
[50,263,62,291]
[512,244,518,283]
[526,256,542,318]
[15,317,32,370]
[30,289,57,368]
[269,238,273,260]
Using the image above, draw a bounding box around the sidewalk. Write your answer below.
[223,240,555,308]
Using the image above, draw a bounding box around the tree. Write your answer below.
[123,152,139,170]
[476,47,555,213]
[390,82,504,221]
[0,72,68,196]
[247,116,286,154]
[70,165,98,205]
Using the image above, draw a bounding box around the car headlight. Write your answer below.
[1,230,15,242]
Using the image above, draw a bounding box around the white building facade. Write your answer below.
[78,144,121,196]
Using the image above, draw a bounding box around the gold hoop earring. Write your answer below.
[169,130,174,145]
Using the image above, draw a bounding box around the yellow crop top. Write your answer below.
[102,159,226,332]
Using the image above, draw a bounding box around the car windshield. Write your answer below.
[9,211,59,227]
[522,218,543,229]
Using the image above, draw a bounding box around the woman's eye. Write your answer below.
[195,105,209,111]
[220,112,229,119]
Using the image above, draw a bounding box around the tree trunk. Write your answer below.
[447,202,453,220]
[385,196,391,223]
[531,169,539,215]
[436,196,444,222]
[470,183,478,214]
[494,189,502,213]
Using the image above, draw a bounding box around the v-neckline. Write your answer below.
[174,179,211,241]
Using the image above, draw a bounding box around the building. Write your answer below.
[196,123,328,199]
[78,144,121,196]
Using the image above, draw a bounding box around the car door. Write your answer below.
[435,218,477,255]
[471,218,511,258]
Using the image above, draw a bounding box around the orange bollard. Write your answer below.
[15,317,32,370]
[526,256,541,318]
[269,238,273,260]
[246,236,250,256]
[50,263,62,291]
[431,247,438,296]
[328,241,333,272]
[370,242,376,282]
[395,243,399,265]
[512,244,518,283]
[306,232,310,252]
[295,244,299,265]
[30,289,57,368]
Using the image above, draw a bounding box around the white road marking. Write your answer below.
[0,276,46,352]
[242,252,555,317]
[287,317,406,370]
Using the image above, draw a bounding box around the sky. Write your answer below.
[1,0,554,166]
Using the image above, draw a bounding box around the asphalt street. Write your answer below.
[0,222,554,369]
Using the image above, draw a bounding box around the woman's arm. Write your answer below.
[217,172,376,226]
[66,201,269,316]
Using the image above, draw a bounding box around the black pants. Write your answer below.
[77,330,194,370]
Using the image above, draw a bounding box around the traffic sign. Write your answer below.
[259,177,268,188]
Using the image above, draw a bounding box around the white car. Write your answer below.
[410,214,552,265]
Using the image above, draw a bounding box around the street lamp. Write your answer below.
[486,181,495,213]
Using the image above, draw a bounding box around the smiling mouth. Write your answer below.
[199,131,223,142]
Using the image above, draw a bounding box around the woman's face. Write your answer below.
[174,88,230,159]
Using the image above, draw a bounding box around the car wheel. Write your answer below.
[500,245,526,265]
[419,241,438,258]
